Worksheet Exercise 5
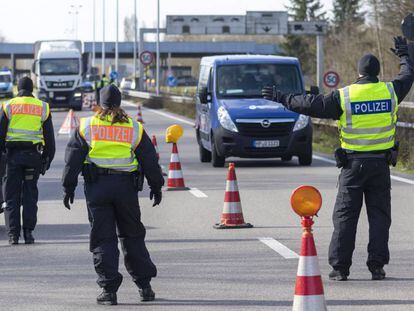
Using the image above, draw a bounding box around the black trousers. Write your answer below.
[0,152,6,204]
[3,149,42,236]
[329,158,391,272]
[85,174,157,293]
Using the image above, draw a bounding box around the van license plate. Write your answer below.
[56,96,66,100]
[253,140,280,148]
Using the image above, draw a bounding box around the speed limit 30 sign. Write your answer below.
[323,71,340,88]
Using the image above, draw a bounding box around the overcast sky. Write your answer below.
[0,0,333,42]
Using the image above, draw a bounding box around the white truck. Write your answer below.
[32,40,87,110]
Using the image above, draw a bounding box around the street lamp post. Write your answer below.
[156,0,160,96]
[69,4,82,39]
[134,0,138,84]
[102,0,105,75]
[92,0,96,67]
[115,0,119,76]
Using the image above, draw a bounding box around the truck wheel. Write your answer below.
[199,143,212,163]
[211,135,225,167]
[298,152,313,166]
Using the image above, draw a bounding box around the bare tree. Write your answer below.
[123,15,136,41]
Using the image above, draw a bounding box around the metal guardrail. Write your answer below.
[123,90,414,129]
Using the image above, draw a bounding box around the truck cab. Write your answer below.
[32,41,84,110]
[195,55,314,167]
[0,70,14,98]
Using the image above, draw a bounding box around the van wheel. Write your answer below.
[199,143,212,163]
[211,136,225,167]
[73,105,82,111]
[281,155,292,162]
[298,152,312,166]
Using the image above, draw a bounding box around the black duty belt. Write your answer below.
[347,153,387,159]
[96,168,133,175]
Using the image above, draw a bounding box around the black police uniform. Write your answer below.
[264,50,414,279]
[0,84,55,244]
[62,86,164,304]
[0,152,6,213]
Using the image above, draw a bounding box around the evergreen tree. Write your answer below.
[283,0,326,81]
[332,0,364,30]
[286,0,326,21]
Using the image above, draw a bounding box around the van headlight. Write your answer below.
[74,92,82,97]
[293,114,309,131]
[217,106,238,132]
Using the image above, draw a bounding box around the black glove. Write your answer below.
[149,190,162,207]
[41,157,50,175]
[63,192,74,210]
[262,85,285,103]
[390,36,409,57]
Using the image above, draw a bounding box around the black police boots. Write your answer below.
[370,267,386,280]
[8,235,18,245]
[96,291,117,305]
[23,229,35,244]
[139,287,155,302]
[329,269,349,281]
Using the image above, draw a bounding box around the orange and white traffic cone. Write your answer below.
[152,135,160,160]
[293,217,327,311]
[58,109,80,135]
[152,135,168,176]
[136,105,144,123]
[214,163,253,229]
[166,143,188,190]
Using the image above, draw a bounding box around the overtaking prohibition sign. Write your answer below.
[323,71,340,88]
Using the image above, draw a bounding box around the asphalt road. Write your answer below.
[1,101,414,311]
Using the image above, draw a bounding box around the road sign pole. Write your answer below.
[316,35,324,93]
[92,0,96,67]
[139,29,144,90]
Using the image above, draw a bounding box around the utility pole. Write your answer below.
[92,0,96,67]
[115,0,119,76]
[101,0,106,75]
[156,0,160,95]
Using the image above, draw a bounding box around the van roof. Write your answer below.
[200,54,299,66]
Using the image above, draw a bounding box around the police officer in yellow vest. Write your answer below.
[263,36,414,281]
[0,77,55,245]
[62,84,164,305]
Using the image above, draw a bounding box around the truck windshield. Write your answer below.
[39,58,80,75]
[0,75,11,83]
[216,64,303,98]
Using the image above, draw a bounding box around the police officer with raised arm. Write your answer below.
[62,84,164,305]
[263,37,414,281]
[0,77,55,245]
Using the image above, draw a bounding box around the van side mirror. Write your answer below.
[198,86,209,104]
[309,86,319,95]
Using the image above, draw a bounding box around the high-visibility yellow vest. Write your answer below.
[338,82,398,152]
[79,115,143,172]
[3,97,49,145]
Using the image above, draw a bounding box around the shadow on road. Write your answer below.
[229,159,332,168]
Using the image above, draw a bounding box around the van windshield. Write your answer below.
[216,64,303,99]
[40,58,80,76]
[0,75,11,83]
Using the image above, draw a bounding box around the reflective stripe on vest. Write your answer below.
[338,82,398,152]
[79,115,143,172]
[3,97,49,144]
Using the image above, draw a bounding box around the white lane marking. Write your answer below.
[189,188,208,198]
[258,237,299,259]
[122,100,195,126]
[313,154,414,185]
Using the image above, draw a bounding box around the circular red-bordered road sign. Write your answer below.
[323,71,340,88]
[140,51,154,66]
